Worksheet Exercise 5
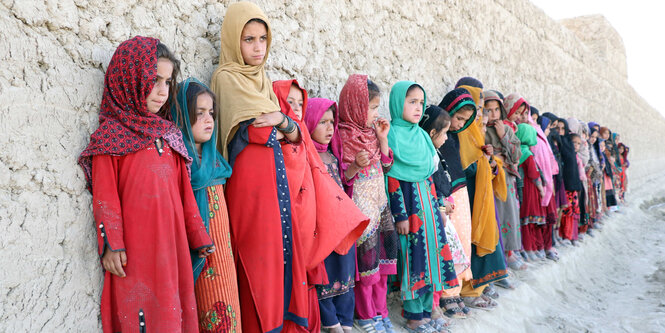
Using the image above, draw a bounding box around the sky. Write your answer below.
[529,0,664,113]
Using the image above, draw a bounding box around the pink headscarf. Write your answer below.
[520,104,559,206]
[305,98,344,160]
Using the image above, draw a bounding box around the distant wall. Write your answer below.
[1,0,663,330]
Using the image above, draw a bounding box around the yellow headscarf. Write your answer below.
[210,1,280,158]
[457,85,506,256]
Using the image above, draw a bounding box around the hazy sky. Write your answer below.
[530,0,664,114]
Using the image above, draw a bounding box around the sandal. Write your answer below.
[462,296,496,311]
[494,278,515,290]
[428,318,452,333]
[453,297,471,315]
[507,256,528,270]
[483,284,499,299]
[440,297,467,319]
[405,323,437,333]
[354,319,378,333]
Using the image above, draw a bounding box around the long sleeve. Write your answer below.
[177,155,214,251]
[500,126,522,165]
[387,177,408,223]
[92,155,125,257]
[524,156,540,181]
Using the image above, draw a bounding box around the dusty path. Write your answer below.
[361,176,665,333]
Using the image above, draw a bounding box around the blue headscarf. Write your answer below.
[170,77,233,280]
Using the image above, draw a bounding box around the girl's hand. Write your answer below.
[199,245,216,258]
[481,145,494,156]
[102,247,127,277]
[355,151,371,168]
[538,188,545,198]
[491,120,506,138]
[444,200,455,215]
[396,220,409,235]
[374,118,390,141]
[254,111,284,128]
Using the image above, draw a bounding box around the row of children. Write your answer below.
[78,2,630,333]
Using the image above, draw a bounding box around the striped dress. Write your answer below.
[387,176,459,300]
[195,184,241,333]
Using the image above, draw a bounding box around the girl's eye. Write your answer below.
[260,36,267,41]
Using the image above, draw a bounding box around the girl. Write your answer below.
[514,124,546,259]
[78,37,215,332]
[586,126,603,228]
[568,119,591,235]
[483,90,524,273]
[618,143,629,201]
[304,97,359,333]
[386,82,458,333]
[438,87,500,311]
[420,105,470,321]
[338,74,398,333]
[210,3,368,331]
[170,78,241,332]
[456,82,508,305]
[557,119,583,244]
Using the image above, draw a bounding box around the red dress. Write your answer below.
[92,143,213,333]
[226,121,368,332]
[519,155,545,222]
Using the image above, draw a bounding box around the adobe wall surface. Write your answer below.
[1,0,662,330]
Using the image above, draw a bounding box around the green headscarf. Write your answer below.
[170,77,233,281]
[386,81,436,182]
[515,123,536,166]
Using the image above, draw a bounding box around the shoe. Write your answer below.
[495,278,516,289]
[372,315,387,333]
[545,250,559,261]
[483,284,500,299]
[354,319,378,333]
[536,250,546,259]
[428,318,452,333]
[405,323,437,333]
[527,251,539,262]
[381,316,395,333]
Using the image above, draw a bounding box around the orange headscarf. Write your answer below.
[457,85,506,256]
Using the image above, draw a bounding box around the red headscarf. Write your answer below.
[78,36,190,191]
[338,74,381,165]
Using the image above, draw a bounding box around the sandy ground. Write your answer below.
[351,176,665,333]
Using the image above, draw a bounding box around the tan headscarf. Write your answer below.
[210,1,280,158]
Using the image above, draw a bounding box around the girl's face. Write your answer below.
[240,21,268,66]
[429,123,451,149]
[508,105,524,122]
[618,146,625,154]
[615,134,621,143]
[146,58,174,114]
[287,85,304,120]
[518,109,529,124]
[312,109,335,145]
[557,122,566,136]
[572,136,582,152]
[589,131,598,144]
[365,96,381,127]
[191,93,215,150]
[484,100,501,122]
[599,141,606,152]
[450,108,474,131]
[601,131,610,140]
[402,87,425,124]
[531,113,539,123]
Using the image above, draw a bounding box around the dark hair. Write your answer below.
[367,79,380,101]
[455,76,483,89]
[247,18,268,29]
[156,43,181,120]
[406,84,423,97]
[185,82,218,127]
[420,105,451,135]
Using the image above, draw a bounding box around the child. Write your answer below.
[420,105,470,322]
[170,78,241,332]
[557,119,583,244]
[78,37,215,332]
[455,81,507,308]
[304,98,359,333]
[436,88,483,312]
[338,74,398,333]
[386,82,458,333]
[514,123,547,260]
[210,4,368,331]
[483,90,524,273]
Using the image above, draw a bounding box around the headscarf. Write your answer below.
[386,81,436,182]
[210,1,280,158]
[539,116,551,132]
[618,143,630,168]
[437,88,476,191]
[78,36,191,191]
[272,79,308,120]
[588,122,599,131]
[457,83,503,256]
[503,93,529,132]
[515,123,536,165]
[304,98,346,181]
[483,89,521,169]
[568,118,590,167]
[170,78,232,280]
[557,119,582,191]
[483,90,507,119]
[338,74,381,165]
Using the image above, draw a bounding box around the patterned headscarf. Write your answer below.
[338,74,381,165]
[78,36,190,191]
